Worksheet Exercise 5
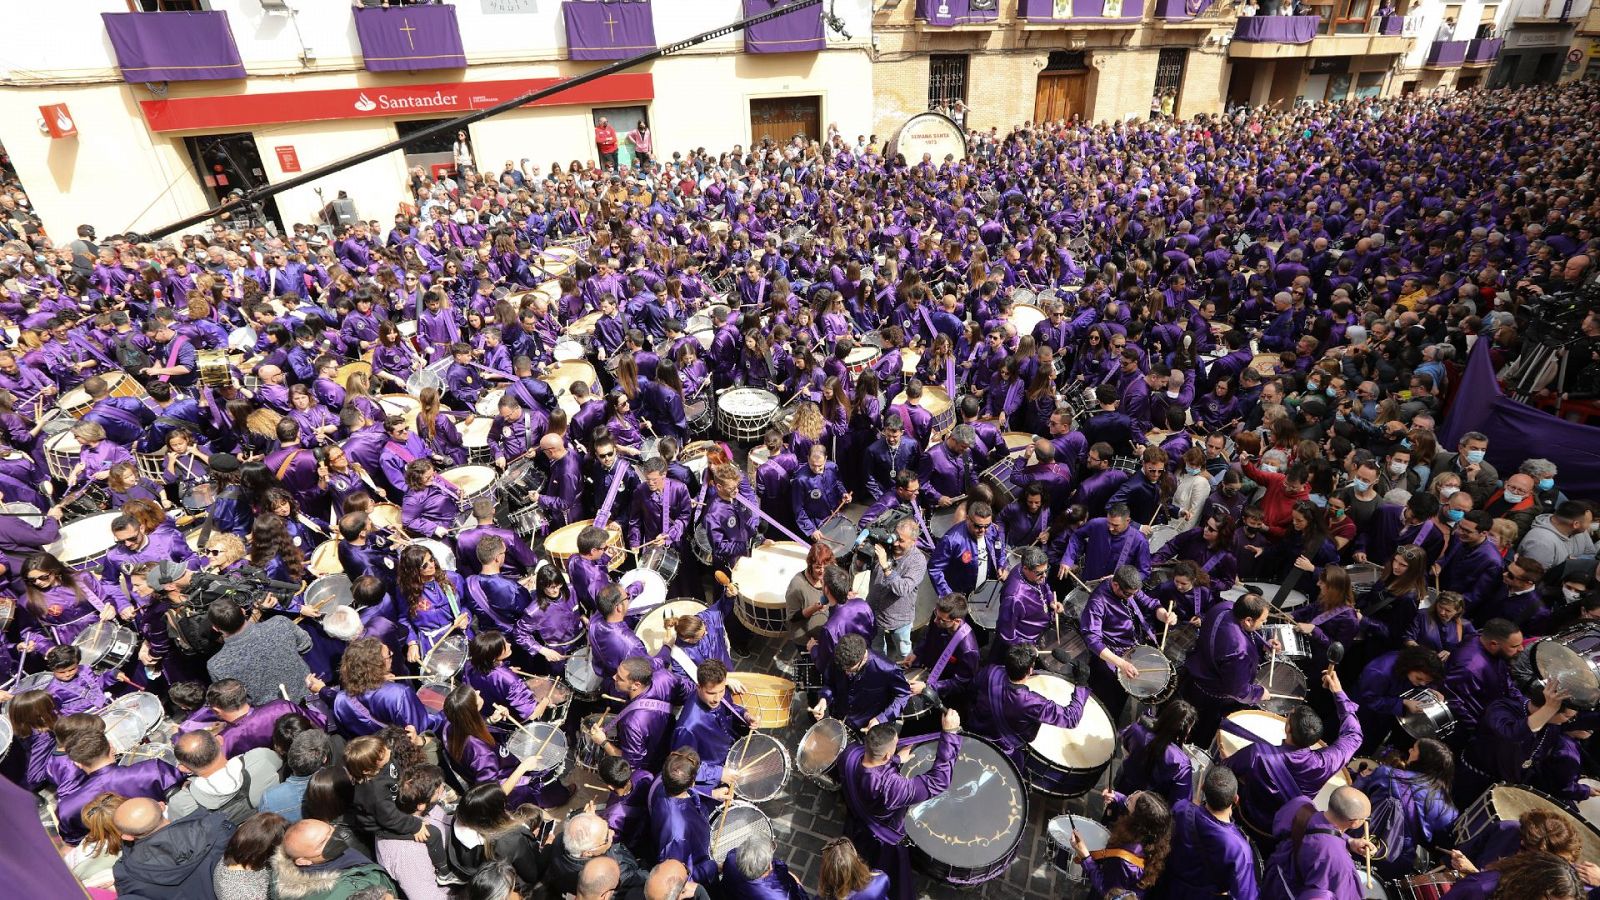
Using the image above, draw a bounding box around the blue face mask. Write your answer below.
[1186,467,1202,476]
[1465,449,1486,465]
[1325,386,1337,397]
[1400,438,1412,450]
[1307,381,1320,392]
[1309,493,1328,508]
[1445,508,1465,523]
[1538,477,1555,492]
[1352,477,1372,493]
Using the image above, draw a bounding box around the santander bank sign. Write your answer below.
[138,74,653,134]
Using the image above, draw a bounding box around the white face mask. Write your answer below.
[1503,490,1527,505]
[1389,461,1408,475]
[1563,587,1584,604]
[1440,486,1459,499]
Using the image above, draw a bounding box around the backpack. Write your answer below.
[1364,772,1416,867]
[189,766,256,826]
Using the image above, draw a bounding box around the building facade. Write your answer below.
[0,0,873,238]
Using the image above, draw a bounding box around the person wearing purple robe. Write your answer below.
[210,681,327,758]
[1224,667,1362,841]
[863,421,921,504]
[464,555,534,634]
[378,418,430,497]
[512,569,586,672]
[791,446,850,540]
[1080,566,1178,719]
[400,459,464,540]
[993,547,1061,656]
[591,655,694,774]
[316,641,442,738]
[55,729,183,844]
[904,593,981,706]
[102,513,201,586]
[815,634,911,730]
[1162,768,1259,900]
[969,648,1089,771]
[461,631,543,720]
[567,527,617,615]
[927,501,1006,598]
[809,567,875,673]
[18,556,130,652]
[457,508,539,578]
[1456,679,1592,811]
[40,655,113,716]
[722,842,815,900]
[625,459,691,554]
[647,748,725,884]
[341,294,383,350]
[1063,507,1153,583]
[837,719,960,900]
[441,683,572,809]
[598,759,655,861]
[70,423,136,485]
[669,659,751,788]
[1260,790,1372,900]
[916,430,978,508]
[1440,618,1522,740]
[537,433,586,528]
[488,401,545,467]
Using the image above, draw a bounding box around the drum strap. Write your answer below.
[466,578,515,632]
[1088,848,1145,868]
[669,646,699,683]
[159,335,189,383]
[733,492,811,548]
[593,462,629,530]
[274,449,303,482]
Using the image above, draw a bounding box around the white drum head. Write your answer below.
[619,568,668,617]
[1026,672,1113,767]
[1217,710,1288,758]
[442,465,496,495]
[730,542,809,612]
[47,511,119,563]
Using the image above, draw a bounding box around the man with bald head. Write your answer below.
[1260,785,1373,900]
[252,363,292,413]
[545,811,646,899]
[539,431,586,527]
[644,858,711,900]
[112,796,236,899]
[577,856,623,900]
[272,818,397,899]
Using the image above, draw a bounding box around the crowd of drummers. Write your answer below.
[2,80,1600,900]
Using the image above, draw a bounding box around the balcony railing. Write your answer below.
[1425,39,1469,65]
[1465,37,1504,63]
[1232,14,1321,41]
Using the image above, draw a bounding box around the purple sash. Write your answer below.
[593,462,629,529]
[159,335,189,383]
[733,491,811,547]
[1411,519,1436,547]
[924,623,971,686]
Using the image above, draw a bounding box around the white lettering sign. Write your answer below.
[481,0,537,13]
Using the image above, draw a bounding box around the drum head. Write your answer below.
[506,722,568,770]
[303,574,353,616]
[727,733,790,803]
[74,621,121,658]
[1256,661,1309,717]
[1534,638,1600,709]
[0,502,42,528]
[635,600,706,656]
[966,579,1005,629]
[46,511,119,565]
[902,735,1026,871]
[370,504,403,532]
[424,634,469,680]
[1118,645,1173,699]
[710,802,773,865]
[101,692,163,754]
[817,516,860,558]
[1217,710,1288,758]
[619,569,668,617]
[1026,673,1114,767]
[412,538,457,571]
[565,647,601,692]
[730,542,809,612]
[442,465,497,496]
[797,718,849,777]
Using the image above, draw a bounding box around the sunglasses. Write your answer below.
[205,548,225,557]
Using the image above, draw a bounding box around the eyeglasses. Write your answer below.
[204,548,225,557]
[597,452,616,461]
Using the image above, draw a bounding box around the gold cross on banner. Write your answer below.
[399,17,418,51]
[603,11,620,41]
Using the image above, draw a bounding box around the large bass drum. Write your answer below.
[900,735,1027,887]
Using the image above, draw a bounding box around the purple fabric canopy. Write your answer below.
[1441,339,1600,500]
[1232,15,1321,43]
[744,0,826,53]
[916,0,1001,27]
[0,777,89,897]
[1467,38,1503,63]
[353,5,466,72]
[563,0,657,61]
[1427,40,1469,66]
[1156,0,1217,18]
[101,11,245,84]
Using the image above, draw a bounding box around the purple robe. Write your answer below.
[102,524,201,586]
[1223,690,1361,837]
[221,699,327,757]
[720,850,814,900]
[647,778,719,884]
[810,597,875,673]
[20,574,130,650]
[1163,799,1258,900]
[670,694,751,786]
[442,723,571,809]
[969,664,1089,770]
[615,668,693,772]
[1441,636,1515,735]
[837,731,960,900]
[1260,798,1359,900]
[994,567,1054,647]
[462,662,539,720]
[330,681,442,737]
[57,758,183,844]
[818,651,911,730]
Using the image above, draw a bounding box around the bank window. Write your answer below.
[129,0,209,10]
[929,55,969,111]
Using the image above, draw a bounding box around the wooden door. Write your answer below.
[750,96,821,146]
[1034,72,1087,124]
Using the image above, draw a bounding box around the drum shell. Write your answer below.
[1022,672,1114,797]
[716,388,781,443]
[46,511,120,572]
[574,713,610,770]
[731,674,795,729]
[731,542,809,637]
[562,646,603,700]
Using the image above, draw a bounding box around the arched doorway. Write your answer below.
[1035,51,1090,123]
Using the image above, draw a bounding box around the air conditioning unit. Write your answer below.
[260,0,293,14]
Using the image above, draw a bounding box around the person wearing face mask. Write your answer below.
[1483,472,1539,533]
[1433,432,1498,493]
[1520,458,1566,514]
[1438,510,1507,609]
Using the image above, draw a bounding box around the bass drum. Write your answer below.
[901,735,1027,887]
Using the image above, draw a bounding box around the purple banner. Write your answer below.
[1467,38,1503,63]
[563,0,657,61]
[1155,0,1216,18]
[353,5,466,72]
[1232,14,1320,43]
[0,778,89,897]
[101,11,245,84]
[1019,0,1141,20]
[916,0,1001,27]
[744,0,827,53]
[1427,39,1469,66]
[1377,15,1404,34]
[1442,340,1600,501]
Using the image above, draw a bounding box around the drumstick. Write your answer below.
[1160,598,1174,651]
[729,746,779,777]
[529,719,561,763]
[1267,646,1278,693]
[420,619,466,674]
[713,729,757,846]
[1364,820,1373,883]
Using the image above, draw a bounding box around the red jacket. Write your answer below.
[1241,460,1309,539]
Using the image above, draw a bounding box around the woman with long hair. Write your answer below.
[611,352,641,404]
[1358,544,1428,650]
[397,543,468,663]
[261,487,329,552]
[212,811,288,900]
[1291,563,1359,673]
[1275,500,1339,581]
[317,636,441,736]
[1353,738,1458,881]
[342,369,388,425]
[415,385,468,467]
[286,383,339,448]
[1073,790,1173,895]
[817,837,890,900]
[461,630,559,723]
[789,401,826,465]
[1448,811,1590,899]
[18,550,129,650]
[512,566,585,675]
[441,684,570,809]
[1403,589,1476,662]
[67,791,125,890]
[247,513,307,586]
[1154,512,1239,593]
[601,390,646,455]
[1,690,63,791]
[449,783,550,887]
[638,357,688,443]
[1114,700,1200,808]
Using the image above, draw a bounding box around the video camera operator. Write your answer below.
[145,558,315,705]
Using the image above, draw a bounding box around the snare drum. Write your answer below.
[978,457,1020,510]
[843,345,880,378]
[440,465,497,514]
[1046,814,1108,883]
[725,732,791,803]
[636,544,680,583]
[44,430,83,480]
[1223,581,1311,611]
[302,573,353,618]
[563,646,603,701]
[730,541,809,637]
[422,634,469,681]
[796,717,851,789]
[1147,524,1181,554]
[1261,623,1310,661]
[1455,784,1600,865]
[1117,644,1176,703]
[1398,687,1456,739]
[1255,659,1309,716]
[74,621,139,674]
[544,519,623,569]
[731,673,796,729]
[717,388,781,442]
[635,599,707,657]
[709,801,774,867]
[1345,562,1385,590]
[1036,623,1091,683]
[966,579,1005,630]
[575,713,611,770]
[100,692,164,756]
[618,568,667,617]
[308,541,343,577]
[815,515,862,560]
[890,386,954,443]
[505,722,570,785]
[1161,623,1201,667]
[459,418,494,465]
[1396,870,1456,900]
[1183,743,1213,803]
[902,735,1027,886]
[44,511,120,572]
[897,667,944,739]
[1023,672,1114,797]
